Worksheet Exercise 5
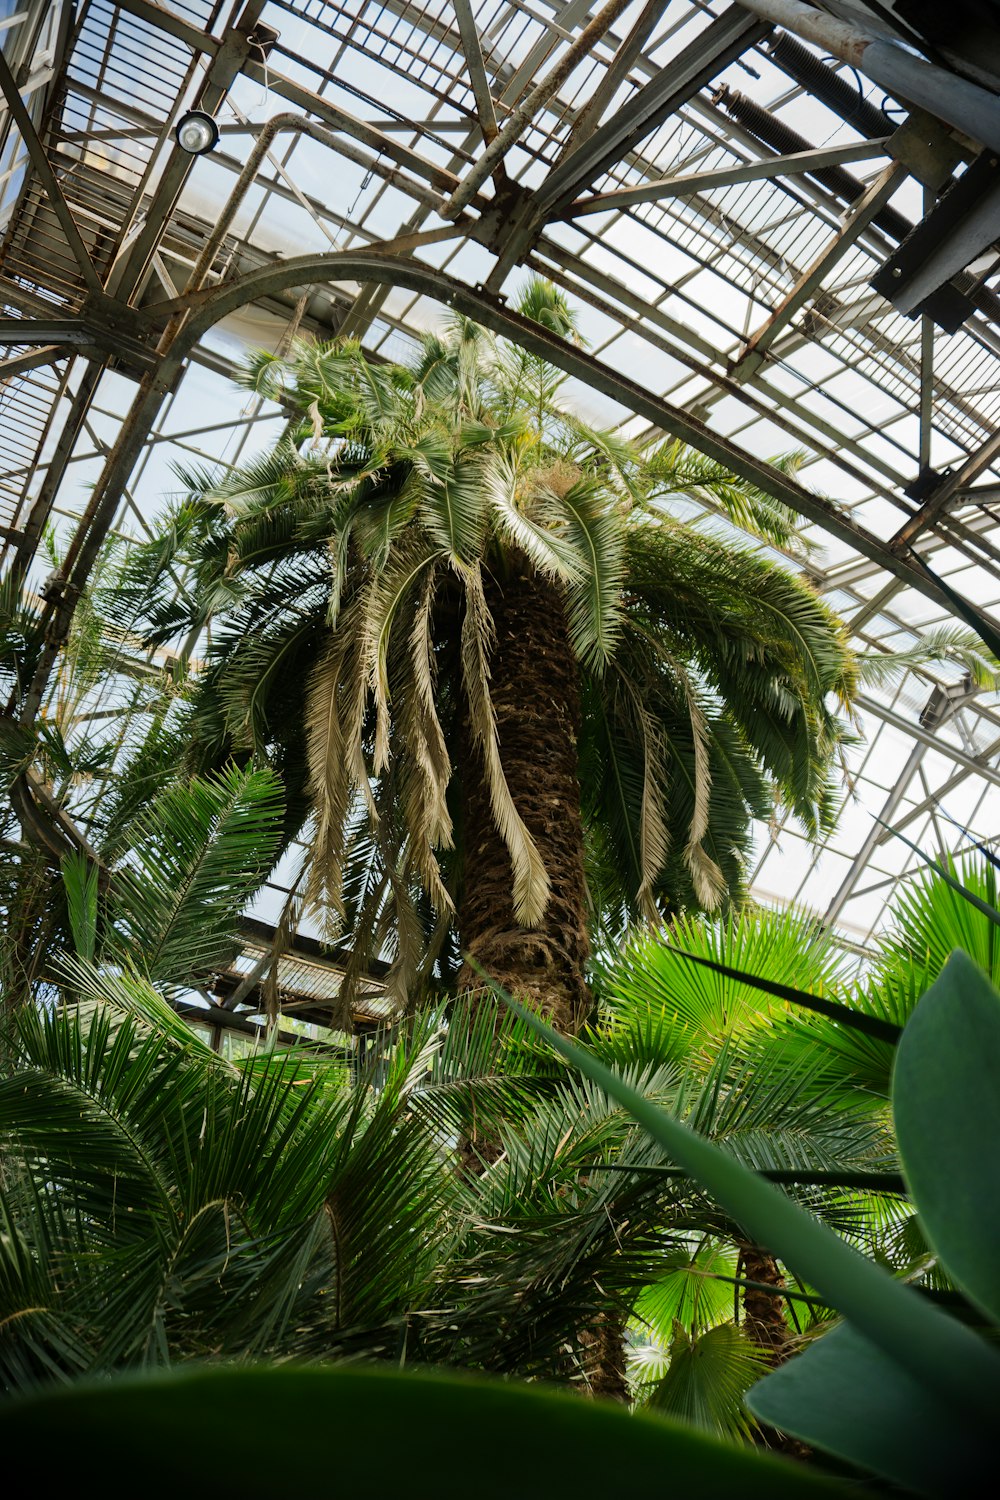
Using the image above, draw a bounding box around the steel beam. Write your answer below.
[0,45,102,296]
[823,684,993,925]
[562,137,892,216]
[441,0,635,219]
[823,737,929,928]
[452,0,500,146]
[731,162,906,381]
[0,345,64,380]
[491,0,595,110]
[530,232,915,497]
[162,252,977,609]
[0,317,96,348]
[735,0,1000,154]
[891,430,1000,548]
[116,0,464,202]
[531,6,769,218]
[556,0,668,154]
[241,57,462,200]
[110,0,270,302]
[854,690,1000,788]
[875,736,1000,840]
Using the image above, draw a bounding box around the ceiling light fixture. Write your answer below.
[174,110,219,156]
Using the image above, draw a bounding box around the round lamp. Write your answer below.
[174,110,220,156]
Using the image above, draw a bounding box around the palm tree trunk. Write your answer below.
[740,1243,793,1363]
[740,1242,811,1459]
[457,560,590,1035]
[455,561,627,1401]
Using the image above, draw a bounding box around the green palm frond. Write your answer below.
[76,285,860,998]
[107,763,285,984]
[0,971,460,1383]
[644,1322,768,1440]
[558,475,625,673]
[415,443,491,565]
[633,1242,738,1344]
[599,909,844,1060]
[644,440,813,557]
[880,854,1000,986]
[856,625,1000,690]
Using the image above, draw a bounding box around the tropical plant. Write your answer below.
[488,943,1000,1497]
[7,913,996,1496]
[0,968,455,1387]
[591,864,1000,1423]
[105,280,858,1029]
[395,905,899,1424]
[0,540,196,1010]
[2,766,989,1482]
[0,954,895,1414]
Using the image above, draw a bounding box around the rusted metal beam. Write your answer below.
[0,345,65,380]
[532,6,768,218]
[562,137,892,217]
[891,430,1000,548]
[440,0,635,220]
[556,0,668,154]
[452,0,500,145]
[730,162,906,381]
[110,0,270,302]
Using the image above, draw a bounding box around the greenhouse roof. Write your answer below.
[2,0,999,1017]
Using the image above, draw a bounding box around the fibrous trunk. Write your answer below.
[457,561,626,1396]
[740,1243,793,1363]
[740,1242,811,1458]
[457,560,590,1036]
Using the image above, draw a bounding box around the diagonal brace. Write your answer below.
[0,47,103,296]
[731,162,905,381]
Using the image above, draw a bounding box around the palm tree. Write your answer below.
[0,963,462,1386]
[110,280,856,1029]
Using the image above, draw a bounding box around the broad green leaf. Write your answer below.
[487,972,1000,1427]
[892,950,1000,1323]
[655,942,900,1042]
[635,1243,736,1337]
[0,1365,852,1497]
[748,1322,991,1497]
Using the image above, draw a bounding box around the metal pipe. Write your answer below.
[715,84,911,239]
[765,28,890,139]
[736,0,1000,153]
[716,82,1000,324]
[441,0,636,219]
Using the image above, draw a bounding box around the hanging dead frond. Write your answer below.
[460,563,550,927]
[615,673,672,923]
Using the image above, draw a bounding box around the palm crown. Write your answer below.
[119,280,856,1019]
